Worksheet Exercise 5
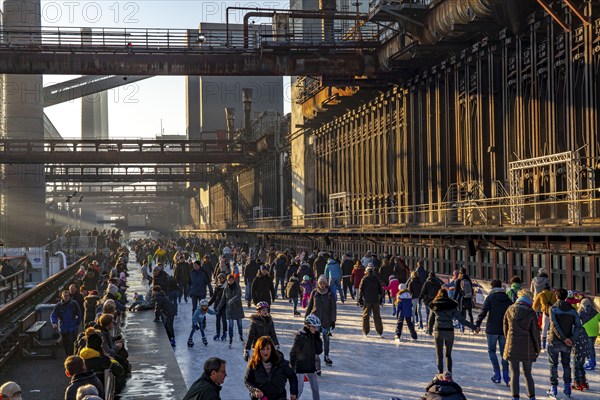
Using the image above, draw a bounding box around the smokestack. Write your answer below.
[242,88,253,135]
[225,107,235,140]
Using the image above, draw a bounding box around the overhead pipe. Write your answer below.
[421,0,494,44]
[225,6,368,48]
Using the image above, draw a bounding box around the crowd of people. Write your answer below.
[133,238,599,400]
[2,236,598,400]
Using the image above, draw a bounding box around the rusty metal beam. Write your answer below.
[535,0,571,32]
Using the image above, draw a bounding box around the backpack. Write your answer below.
[461,279,473,299]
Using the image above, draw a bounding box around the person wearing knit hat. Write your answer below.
[420,371,467,400]
[530,268,550,298]
[0,381,22,400]
[503,287,540,400]
[305,273,336,369]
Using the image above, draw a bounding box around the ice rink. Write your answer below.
[159,278,599,400]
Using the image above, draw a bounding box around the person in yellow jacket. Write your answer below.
[533,283,557,351]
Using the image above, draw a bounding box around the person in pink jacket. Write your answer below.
[384,275,400,316]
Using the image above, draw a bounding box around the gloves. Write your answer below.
[243,350,249,362]
[330,322,335,330]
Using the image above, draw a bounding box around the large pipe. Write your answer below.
[240,10,368,48]
[242,88,253,134]
[225,108,235,141]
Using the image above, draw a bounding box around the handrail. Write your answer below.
[0,256,87,325]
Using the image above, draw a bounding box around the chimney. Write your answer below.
[242,88,253,135]
[225,107,235,140]
[320,0,336,43]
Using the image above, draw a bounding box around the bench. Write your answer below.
[18,311,58,359]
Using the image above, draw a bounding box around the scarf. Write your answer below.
[316,285,329,295]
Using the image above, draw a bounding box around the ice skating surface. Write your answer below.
[156,277,599,399]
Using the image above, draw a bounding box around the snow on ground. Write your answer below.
[157,270,599,399]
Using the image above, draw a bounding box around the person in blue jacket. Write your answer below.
[190,260,214,314]
[51,289,82,357]
[324,254,344,303]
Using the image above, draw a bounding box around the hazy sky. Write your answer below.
[36,1,292,138]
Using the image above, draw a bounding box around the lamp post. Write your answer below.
[65,191,77,232]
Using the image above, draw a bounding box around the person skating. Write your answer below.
[579,298,599,371]
[244,257,260,307]
[530,268,550,298]
[341,252,355,300]
[455,267,475,332]
[305,275,336,368]
[324,253,344,302]
[244,302,280,361]
[427,289,478,373]
[286,276,302,316]
[350,260,365,298]
[407,271,424,329]
[244,336,298,400]
[383,275,400,316]
[251,265,276,306]
[546,288,582,399]
[300,275,315,309]
[395,283,417,341]
[532,282,557,351]
[503,289,540,400]
[218,274,245,348]
[506,276,522,303]
[290,314,323,400]
[420,271,442,324]
[188,299,215,347]
[152,285,177,347]
[474,279,513,385]
[208,273,228,341]
[358,266,385,338]
[190,260,214,314]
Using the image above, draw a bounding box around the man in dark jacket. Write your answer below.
[358,266,384,338]
[415,261,428,284]
[152,263,169,293]
[244,257,260,307]
[475,279,513,385]
[64,355,105,400]
[153,286,177,347]
[190,260,213,314]
[313,252,327,278]
[51,290,82,356]
[252,265,276,306]
[547,288,582,398]
[420,272,442,324]
[273,253,288,299]
[174,256,191,303]
[341,252,355,300]
[183,357,227,400]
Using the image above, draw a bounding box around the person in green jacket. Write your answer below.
[579,298,600,371]
[183,357,227,400]
[506,276,522,303]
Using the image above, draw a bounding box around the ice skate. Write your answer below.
[213,334,219,341]
[187,338,194,347]
[324,356,333,366]
[202,336,208,346]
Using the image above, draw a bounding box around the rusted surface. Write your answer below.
[0,50,377,77]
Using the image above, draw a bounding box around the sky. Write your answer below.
[33,1,293,138]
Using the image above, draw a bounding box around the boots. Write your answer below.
[584,357,596,370]
[491,370,501,384]
[547,385,557,398]
[502,369,510,386]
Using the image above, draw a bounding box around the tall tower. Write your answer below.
[1,0,46,246]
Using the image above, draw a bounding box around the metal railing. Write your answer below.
[193,186,600,232]
[0,25,381,53]
[0,256,87,368]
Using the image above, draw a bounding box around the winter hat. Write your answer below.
[428,271,436,278]
[0,381,22,399]
[388,275,396,281]
[85,328,103,350]
[107,283,119,297]
[538,268,546,276]
[318,275,327,284]
[365,266,374,273]
[260,265,268,271]
[303,275,310,281]
[567,290,574,299]
[452,270,459,279]
[89,290,99,296]
[399,283,407,291]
